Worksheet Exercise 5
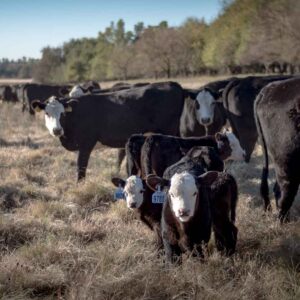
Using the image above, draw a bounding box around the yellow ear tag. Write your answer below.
[34,106,41,112]
[65,106,72,112]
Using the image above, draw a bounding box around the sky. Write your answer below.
[0,0,222,60]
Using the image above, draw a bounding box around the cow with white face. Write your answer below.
[111,175,163,249]
[146,169,238,263]
[31,96,74,137]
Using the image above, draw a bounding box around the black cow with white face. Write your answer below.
[32,82,185,181]
[180,78,235,137]
[255,77,300,221]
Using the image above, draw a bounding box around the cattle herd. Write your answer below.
[0,75,299,263]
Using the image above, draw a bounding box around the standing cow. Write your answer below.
[180,78,235,137]
[31,82,185,181]
[223,75,292,162]
[255,77,300,221]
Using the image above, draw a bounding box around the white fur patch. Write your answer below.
[123,176,145,209]
[195,90,215,126]
[44,97,65,137]
[69,85,85,98]
[225,132,245,161]
[169,172,198,222]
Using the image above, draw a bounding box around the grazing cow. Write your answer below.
[223,75,292,162]
[255,77,300,221]
[146,168,238,263]
[180,78,235,137]
[111,175,163,250]
[68,81,101,98]
[31,82,185,181]
[140,132,245,177]
[0,85,18,102]
[22,83,71,115]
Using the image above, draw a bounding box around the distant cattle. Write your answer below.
[223,75,292,162]
[0,85,18,102]
[31,82,185,181]
[22,83,71,115]
[147,163,238,262]
[180,78,235,137]
[255,77,300,221]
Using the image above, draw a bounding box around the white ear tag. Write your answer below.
[152,185,165,204]
[114,185,124,200]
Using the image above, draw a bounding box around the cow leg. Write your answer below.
[163,239,182,264]
[273,181,281,208]
[77,146,95,182]
[213,222,237,255]
[153,224,163,251]
[116,148,126,172]
[277,180,299,222]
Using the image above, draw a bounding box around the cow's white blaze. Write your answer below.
[169,172,198,222]
[195,90,216,126]
[44,97,65,137]
[123,176,145,209]
[69,85,85,98]
[225,132,245,161]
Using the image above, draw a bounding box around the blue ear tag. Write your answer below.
[152,185,166,204]
[114,185,125,200]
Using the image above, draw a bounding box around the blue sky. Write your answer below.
[0,0,222,60]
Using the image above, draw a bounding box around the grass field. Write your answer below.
[0,77,300,299]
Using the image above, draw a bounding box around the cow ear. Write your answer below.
[185,89,198,100]
[111,177,126,188]
[64,105,72,112]
[31,100,46,112]
[215,132,223,141]
[146,174,169,191]
[63,99,78,112]
[59,87,70,96]
[197,171,219,187]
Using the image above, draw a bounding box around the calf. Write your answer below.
[147,169,238,263]
[255,77,300,221]
[141,132,245,177]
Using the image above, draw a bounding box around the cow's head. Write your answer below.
[111,176,145,209]
[147,171,218,223]
[215,130,245,161]
[31,96,75,137]
[187,88,222,126]
[68,84,96,98]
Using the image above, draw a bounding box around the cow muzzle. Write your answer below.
[200,117,212,125]
[53,128,63,137]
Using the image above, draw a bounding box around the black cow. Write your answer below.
[146,161,238,262]
[255,77,300,221]
[31,82,185,181]
[180,79,235,137]
[22,83,71,115]
[223,75,292,162]
[0,85,18,102]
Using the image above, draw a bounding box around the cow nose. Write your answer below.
[201,117,211,125]
[129,202,137,208]
[53,128,63,136]
[178,208,189,217]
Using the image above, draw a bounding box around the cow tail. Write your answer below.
[229,174,238,223]
[141,136,155,176]
[254,92,270,210]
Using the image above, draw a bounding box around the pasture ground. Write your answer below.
[0,77,300,299]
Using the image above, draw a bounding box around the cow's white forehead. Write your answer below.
[196,89,215,104]
[45,97,64,113]
[169,172,197,195]
[124,175,143,192]
[69,85,84,98]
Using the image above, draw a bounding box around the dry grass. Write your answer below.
[0,77,300,299]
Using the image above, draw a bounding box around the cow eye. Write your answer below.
[140,190,144,194]
[193,192,197,196]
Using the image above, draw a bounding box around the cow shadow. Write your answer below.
[0,137,40,149]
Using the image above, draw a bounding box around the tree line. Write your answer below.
[1,0,299,82]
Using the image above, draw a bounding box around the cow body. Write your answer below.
[223,75,292,161]
[33,82,185,181]
[255,77,300,221]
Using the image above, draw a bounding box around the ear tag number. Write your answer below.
[152,185,165,204]
[114,185,125,200]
